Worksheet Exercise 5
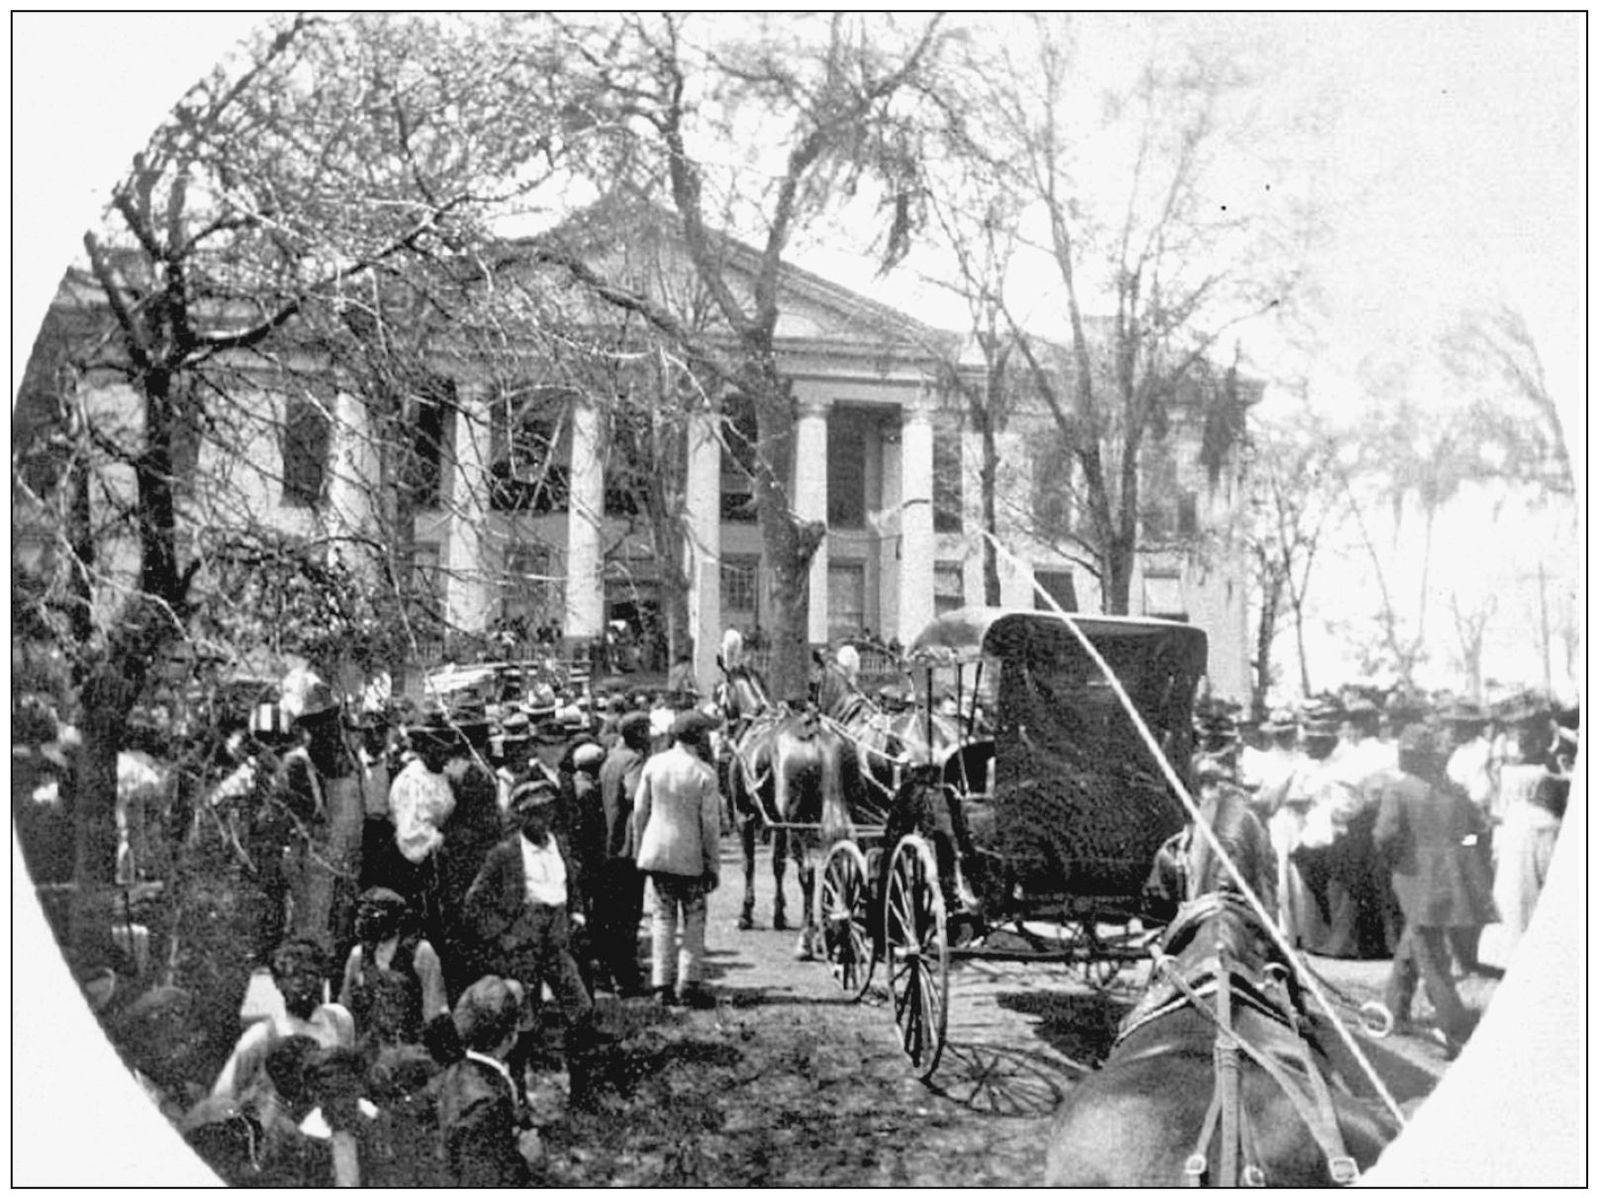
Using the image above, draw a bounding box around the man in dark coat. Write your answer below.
[436,975,541,1186]
[439,708,504,994]
[462,780,598,1066]
[1373,724,1493,1058]
[591,712,652,995]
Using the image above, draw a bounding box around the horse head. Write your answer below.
[1146,783,1277,919]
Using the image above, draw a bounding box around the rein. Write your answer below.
[1141,935,1360,1187]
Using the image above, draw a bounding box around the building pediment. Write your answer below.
[521,200,949,360]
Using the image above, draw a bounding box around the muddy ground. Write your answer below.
[519,838,1475,1187]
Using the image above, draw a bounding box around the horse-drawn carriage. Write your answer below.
[722,608,1403,1180]
[809,607,1210,1078]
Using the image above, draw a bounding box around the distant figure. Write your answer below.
[835,643,861,684]
[666,652,699,701]
[719,628,745,673]
[1373,725,1492,1057]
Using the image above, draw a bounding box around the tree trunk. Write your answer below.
[978,416,1002,606]
[1290,596,1314,698]
[1252,569,1283,719]
[68,658,140,968]
[1104,538,1135,616]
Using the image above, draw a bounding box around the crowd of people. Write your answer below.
[1214,689,1574,1057]
[67,661,728,1186]
[15,640,1579,1183]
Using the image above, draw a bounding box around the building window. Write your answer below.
[1143,570,1187,622]
[282,392,329,508]
[934,424,964,533]
[491,386,570,513]
[1033,569,1079,614]
[827,561,866,644]
[1032,437,1073,539]
[826,410,866,529]
[721,555,759,615]
[408,544,446,628]
[934,562,965,615]
[403,378,456,512]
[1176,492,1199,539]
[502,542,556,632]
[719,393,758,522]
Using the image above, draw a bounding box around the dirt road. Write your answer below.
[527,836,1465,1186]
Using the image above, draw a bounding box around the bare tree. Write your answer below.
[1241,407,1348,707]
[13,13,581,965]
[525,13,958,698]
[982,19,1290,613]
[1449,591,1498,702]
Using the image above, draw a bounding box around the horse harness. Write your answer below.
[1117,895,1360,1187]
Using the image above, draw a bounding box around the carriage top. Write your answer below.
[908,607,1209,899]
[906,606,1207,671]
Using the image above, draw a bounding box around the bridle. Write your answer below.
[1120,893,1360,1187]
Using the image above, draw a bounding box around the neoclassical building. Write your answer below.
[19,228,1254,701]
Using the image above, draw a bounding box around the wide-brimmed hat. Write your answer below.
[510,778,560,812]
[670,709,718,741]
[281,668,340,722]
[1193,750,1238,786]
[1259,707,1297,735]
[1440,698,1487,725]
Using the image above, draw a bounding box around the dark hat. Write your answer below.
[1441,698,1487,725]
[357,886,408,911]
[407,708,457,745]
[510,778,560,812]
[1193,750,1237,786]
[1496,693,1552,727]
[670,709,717,741]
[1259,707,1297,735]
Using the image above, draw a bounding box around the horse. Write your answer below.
[1044,786,1398,1187]
[814,656,982,926]
[813,656,962,822]
[716,660,863,959]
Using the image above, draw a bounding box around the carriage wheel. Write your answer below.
[884,834,949,1080]
[816,840,875,1000]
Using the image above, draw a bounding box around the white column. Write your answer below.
[445,383,492,632]
[684,405,723,692]
[898,394,936,645]
[794,396,831,644]
[565,394,606,640]
[878,420,903,633]
[325,390,378,580]
[959,422,984,607]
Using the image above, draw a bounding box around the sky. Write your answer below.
[2,13,1588,1185]
[5,13,1582,701]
